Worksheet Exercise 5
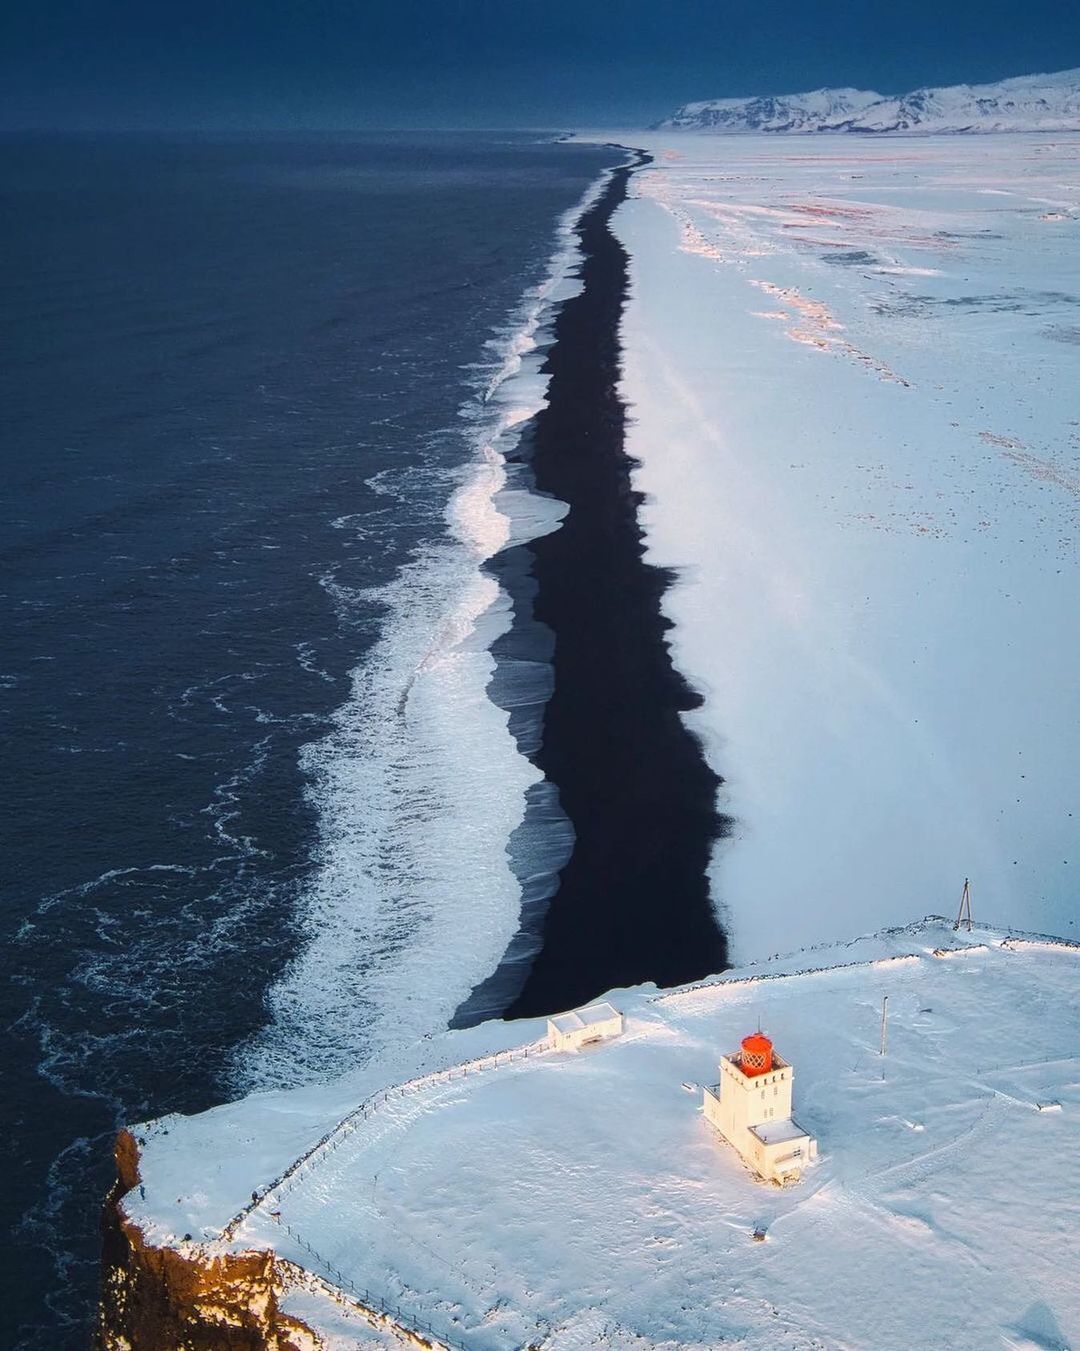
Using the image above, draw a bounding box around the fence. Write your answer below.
[219,1036,549,1259]
[650,950,924,1009]
[277,1230,472,1351]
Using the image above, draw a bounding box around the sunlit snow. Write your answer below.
[127,923,1080,1349]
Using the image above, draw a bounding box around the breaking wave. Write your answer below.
[235,168,617,1089]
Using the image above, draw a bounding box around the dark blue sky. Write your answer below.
[3,0,1079,130]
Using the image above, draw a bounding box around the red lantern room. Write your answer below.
[740,1032,773,1076]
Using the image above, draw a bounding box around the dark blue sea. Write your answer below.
[0,131,616,1346]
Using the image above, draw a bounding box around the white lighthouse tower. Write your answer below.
[702,1032,817,1184]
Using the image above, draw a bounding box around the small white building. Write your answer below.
[547,1002,624,1052]
[702,1032,817,1185]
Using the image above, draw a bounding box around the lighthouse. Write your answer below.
[702,1032,817,1184]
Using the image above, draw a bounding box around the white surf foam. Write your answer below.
[235,164,622,1091]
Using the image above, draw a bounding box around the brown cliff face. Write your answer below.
[98,1129,318,1351]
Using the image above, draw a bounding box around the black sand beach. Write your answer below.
[499,149,730,1018]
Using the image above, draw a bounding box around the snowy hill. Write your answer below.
[659,86,884,133]
[658,67,1080,132]
[104,921,1080,1349]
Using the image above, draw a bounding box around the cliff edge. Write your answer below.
[98,1129,318,1350]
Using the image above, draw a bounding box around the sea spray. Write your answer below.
[236,158,626,1087]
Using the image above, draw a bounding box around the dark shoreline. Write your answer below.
[476,149,731,1020]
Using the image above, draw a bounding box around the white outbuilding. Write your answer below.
[702,1032,817,1185]
[547,1002,624,1052]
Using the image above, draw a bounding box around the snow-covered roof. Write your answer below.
[749,1118,810,1147]
[549,1001,620,1034]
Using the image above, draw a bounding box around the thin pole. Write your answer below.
[954,878,973,932]
[880,994,889,1057]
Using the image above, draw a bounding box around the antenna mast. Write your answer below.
[954,878,973,932]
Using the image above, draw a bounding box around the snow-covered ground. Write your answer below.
[126,921,1080,1349]
[604,132,1080,962]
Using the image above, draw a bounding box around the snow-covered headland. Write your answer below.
[102,921,1079,1348]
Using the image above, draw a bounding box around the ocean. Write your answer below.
[0,130,618,1346]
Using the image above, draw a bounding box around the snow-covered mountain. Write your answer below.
[659,86,885,133]
[657,68,1080,133]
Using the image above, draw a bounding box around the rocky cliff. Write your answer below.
[98,1130,318,1351]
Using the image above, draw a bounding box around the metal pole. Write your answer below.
[880,994,889,1058]
[954,877,972,931]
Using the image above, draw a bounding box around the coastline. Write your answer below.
[230,143,621,1088]
[473,149,730,1021]
[603,133,1080,957]
[96,130,1080,1349]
